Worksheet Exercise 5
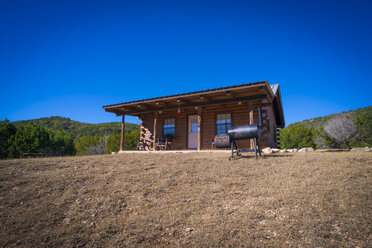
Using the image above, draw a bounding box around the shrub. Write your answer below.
[323,113,357,149]
[280,124,316,149]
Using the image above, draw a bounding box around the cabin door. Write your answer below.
[188,115,198,149]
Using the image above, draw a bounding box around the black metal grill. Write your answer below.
[228,124,261,140]
[214,106,263,160]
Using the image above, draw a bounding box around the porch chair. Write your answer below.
[156,134,173,150]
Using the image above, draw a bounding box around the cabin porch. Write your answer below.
[102,81,284,151]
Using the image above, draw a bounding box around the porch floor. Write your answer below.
[118,150,232,154]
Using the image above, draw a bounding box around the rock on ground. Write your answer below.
[350,147,371,152]
[287,149,298,153]
[262,148,272,154]
[298,147,315,152]
[315,149,349,152]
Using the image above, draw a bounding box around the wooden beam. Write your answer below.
[249,102,254,149]
[137,104,149,109]
[155,101,168,107]
[225,91,236,98]
[120,106,134,112]
[120,115,125,151]
[123,94,267,115]
[153,112,158,151]
[103,81,266,109]
[263,86,274,102]
[197,107,202,151]
[114,106,134,116]
[200,95,211,102]
[176,98,191,105]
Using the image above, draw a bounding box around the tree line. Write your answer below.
[1,106,370,158]
[0,118,140,159]
[12,116,139,138]
[279,106,372,149]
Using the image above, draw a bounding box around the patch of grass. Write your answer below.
[0,152,371,247]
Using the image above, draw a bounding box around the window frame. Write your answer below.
[163,118,175,136]
[215,113,232,136]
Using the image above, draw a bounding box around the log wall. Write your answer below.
[140,100,278,150]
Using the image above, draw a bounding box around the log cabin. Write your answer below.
[103,81,284,151]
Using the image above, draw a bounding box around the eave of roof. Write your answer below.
[103,81,273,109]
[270,84,279,96]
[102,80,285,128]
[271,85,285,128]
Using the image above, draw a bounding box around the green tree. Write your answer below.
[106,129,140,153]
[280,124,316,149]
[8,123,53,158]
[52,130,76,155]
[74,135,100,156]
[125,130,140,150]
[352,106,372,147]
[0,119,17,159]
[13,116,139,138]
[107,133,121,153]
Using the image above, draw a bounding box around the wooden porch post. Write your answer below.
[249,102,254,149]
[197,107,202,151]
[120,115,125,151]
[153,112,158,151]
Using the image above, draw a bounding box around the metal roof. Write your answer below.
[103,81,271,108]
[270,84,279,96]
[102,80,285,128]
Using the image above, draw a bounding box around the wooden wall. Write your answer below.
[140,100,278,150]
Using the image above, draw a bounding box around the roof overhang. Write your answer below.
[103,81,274,116]
[271,85,285,128]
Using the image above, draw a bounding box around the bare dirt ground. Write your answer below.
[0,152,371,247]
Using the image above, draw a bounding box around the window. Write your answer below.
[216,113,231,135]
[163,118,175,136]
[191,117,198,133]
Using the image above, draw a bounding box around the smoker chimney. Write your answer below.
[258,106,263,127]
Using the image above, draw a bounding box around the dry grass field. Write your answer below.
[0,152,371,247]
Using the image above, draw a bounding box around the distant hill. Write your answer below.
[281,106,372,147]
[12,116,139,138]
[291,106,372,130]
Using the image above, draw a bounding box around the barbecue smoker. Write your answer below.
[214,106,263,160]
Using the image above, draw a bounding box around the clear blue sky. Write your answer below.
[1,0,371,125]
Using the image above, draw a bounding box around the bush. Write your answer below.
[323,113,357,149]
[280,124,317,149]
[74,135,100,156]
[106,130,140,153]
[107,133,121,154]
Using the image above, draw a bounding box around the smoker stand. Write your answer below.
[229,137,262,160]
